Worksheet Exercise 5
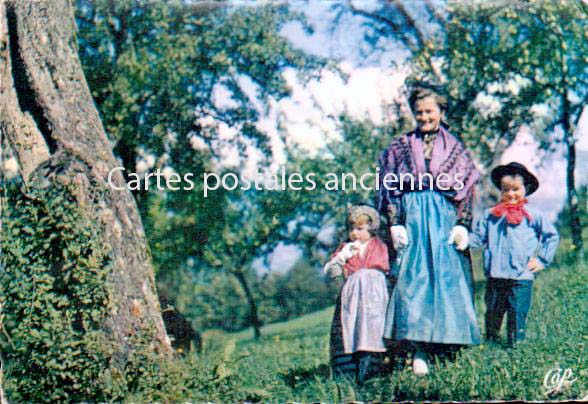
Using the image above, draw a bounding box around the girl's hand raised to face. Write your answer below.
[337,242,359,262]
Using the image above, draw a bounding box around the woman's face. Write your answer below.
[414,96,444,133]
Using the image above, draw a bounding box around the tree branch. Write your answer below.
[346,0,402,32]
[423,0,446,23]
[178,1,228,17]
[107,0,130,62]
[572,101,588,128]
[390,0,425,50]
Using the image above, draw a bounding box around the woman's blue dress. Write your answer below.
[384,190,481,345]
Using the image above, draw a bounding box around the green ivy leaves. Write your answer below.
[0,183,113,401]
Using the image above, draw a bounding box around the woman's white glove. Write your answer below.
[390,225,409,250]
[448,225,469,251]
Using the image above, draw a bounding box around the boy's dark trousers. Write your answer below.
[485,278,533,346]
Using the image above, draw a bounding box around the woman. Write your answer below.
[378,84,481,376]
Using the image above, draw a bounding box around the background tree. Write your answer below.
[330,1,445,74]
[203,188,308,339]
[75,0,324,333]
[0,0,170,353]
[264,259,340,320]
[423,1,587,255]
[0,0,171,399]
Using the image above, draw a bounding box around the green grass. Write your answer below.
[162,255,588,402]
[202,306,334,345]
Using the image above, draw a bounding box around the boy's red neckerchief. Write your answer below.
[491,199,532,225]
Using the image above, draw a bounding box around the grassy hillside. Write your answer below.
[139,255,588,402]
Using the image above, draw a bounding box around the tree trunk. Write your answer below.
[562,94,584,258]
[0,0,171,364]
[233,270,262,339]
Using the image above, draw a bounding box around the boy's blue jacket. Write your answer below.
[469,206,559,280]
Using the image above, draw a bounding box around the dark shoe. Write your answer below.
[356,353,382,385]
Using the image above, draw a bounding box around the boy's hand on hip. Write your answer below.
[528,257,544,273]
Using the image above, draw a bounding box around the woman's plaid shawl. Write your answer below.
[379,126,480,202]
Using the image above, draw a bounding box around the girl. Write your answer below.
[378,84,481,376]
[324,205,389,384]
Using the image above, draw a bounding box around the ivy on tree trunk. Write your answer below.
[0,0,171,367]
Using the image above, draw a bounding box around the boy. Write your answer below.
[468,162,559,346]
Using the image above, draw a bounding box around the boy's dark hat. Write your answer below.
[491,162,539,195]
